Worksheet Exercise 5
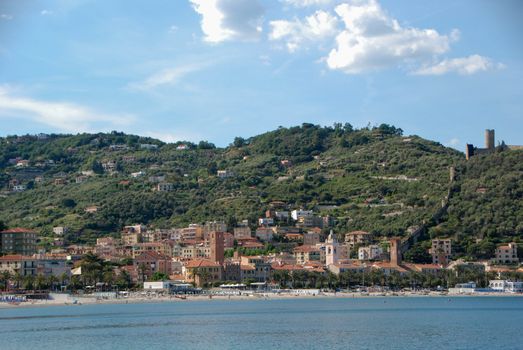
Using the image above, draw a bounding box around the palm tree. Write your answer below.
[0,271,12,291]
[47,275,59,292]
[35,274,47,291]
[13,271,23,290]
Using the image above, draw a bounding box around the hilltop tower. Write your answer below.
[389,238,402,266]
[325,230,339,266]
[209,231,224,265]
[485,129,495,150]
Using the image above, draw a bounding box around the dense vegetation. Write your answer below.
[0,124,521,260]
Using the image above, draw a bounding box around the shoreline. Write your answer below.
[1,291,522,309]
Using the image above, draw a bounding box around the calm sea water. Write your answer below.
[1,297,523,350]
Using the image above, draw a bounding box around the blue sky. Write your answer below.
[0,0,521,150]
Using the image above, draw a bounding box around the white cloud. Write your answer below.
[189,0,264,43]
[269,10,339,52]
[41,10,54,16]
[447,137,460,146]
[128,62,210,90]
[413,55,504,76]
[282,0,333,7]
[0,14,13,20]
[168,25,178,34]
[0,86,134,133]
[326,0,454,73]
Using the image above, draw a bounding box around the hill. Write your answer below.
[0,123,521,260]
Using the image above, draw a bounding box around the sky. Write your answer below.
[0,0,522,150]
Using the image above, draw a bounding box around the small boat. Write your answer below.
[174,295,187,300]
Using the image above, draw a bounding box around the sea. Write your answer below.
[1,297,523,350]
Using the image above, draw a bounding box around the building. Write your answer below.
[240,256,271,282]
[0,228,37,255]
[132,242,173,258]
[274,211,290,220]
[389,238,402,266]
[234,226,252,239]
[430,239,452,265]
[53,227,68,236]
[134,251,172,282]
[465,129,523,160]
[293,246,321,264]
[255,228,274,242]
[489,280,523,293]
[494,243,519,264]
[291,209,313,221]
[217,170,233,178]
[344,231,372,249]
[303,232,320,246]
[209,231,224,265]
[325,230,339,266]
[183,259,223,287]
[157,182,174,192]
[358,245,383,261]
[203,222,227,237]
[258,218,274,226]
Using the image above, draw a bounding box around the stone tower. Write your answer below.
[389,238,402,266]
[485,129,495,150]
[325,230,339,266]
[210,231,224,265]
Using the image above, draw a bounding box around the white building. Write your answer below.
[157,182,174,192]
[325,230,339,266]
[291,209,313,221]
[489,280,523,293]
[143,281,171,290]
[258,218,274,226]
[358,245,383,261]
[217,170,233,178]
[53,227,68,236]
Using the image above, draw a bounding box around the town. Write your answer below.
[1,206,522,304]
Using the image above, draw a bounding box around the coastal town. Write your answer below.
[1,205,522,305]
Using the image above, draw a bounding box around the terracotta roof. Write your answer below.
[0,254,26,261]
[135,251,171,260]
[0,228,36,234]
[293,245,320,253]
[240,265,256,271]
[184,259,221,268]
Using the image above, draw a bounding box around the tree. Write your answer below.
[404,243,432,264]
[151,272,168,281]
[198,141,215,149]
[115,270,132,289]
[90,160,104,174]
[61,198,77,208]
[233,137,246,148]
[0,271,12,291]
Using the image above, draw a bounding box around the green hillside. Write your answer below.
[0,123,521,260]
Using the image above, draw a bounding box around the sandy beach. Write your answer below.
[1,290,520,309]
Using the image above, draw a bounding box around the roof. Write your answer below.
[293,245,320,253]
[135,251,171,260]
[0,254,26,262]
[184,259,221,268]
[0,228,36,234]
